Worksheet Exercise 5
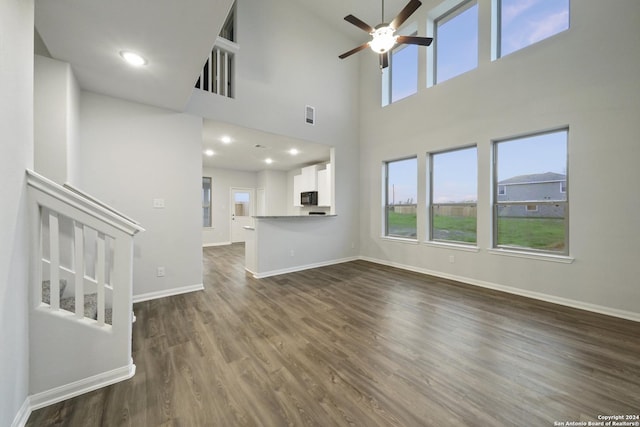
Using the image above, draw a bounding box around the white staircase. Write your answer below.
[26,170,144,409]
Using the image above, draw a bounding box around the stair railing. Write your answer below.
[26,169,145,400]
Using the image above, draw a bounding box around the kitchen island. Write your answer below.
[244,214,346,278]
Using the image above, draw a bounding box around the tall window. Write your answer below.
[430,146,478,244]
[494,129,568,254]
[382,38,418,106]
[435,1,478,84]
[202,177,212,227]
[384,157,418,239]
[497,0,569,58]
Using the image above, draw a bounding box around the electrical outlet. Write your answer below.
[156,267,165,277]
[449,255,455,264]
[153,198,165,209]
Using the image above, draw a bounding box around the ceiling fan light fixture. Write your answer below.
[369,26,397,54]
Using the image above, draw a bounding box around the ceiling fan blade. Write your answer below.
[339,43,370,59]
[396,35,433,46]
[344,14,375,33]
[390,0,422,30]
[380,52,389,69]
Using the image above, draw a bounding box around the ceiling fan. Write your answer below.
[339,0,433,69]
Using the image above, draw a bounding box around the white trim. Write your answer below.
[380,236,419,244]
[203,241,231,247]
[249,256,359,279]
[424,241,480,252]
[488,248,574,263]
[132,283,204,303]
[359,256,640,323]
[10,397,31,427]
[28,362,135,412]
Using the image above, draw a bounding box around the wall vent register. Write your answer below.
[305,105,316,125]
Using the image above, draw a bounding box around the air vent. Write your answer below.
[305,105,315,125]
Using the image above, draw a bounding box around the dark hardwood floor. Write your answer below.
[27,243,640,426]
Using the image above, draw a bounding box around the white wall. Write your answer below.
[188,0,361,267]
[79,92,203,300]
[0,0,34,424]
[202,166,257,246]
[257,169,288,216]
[358,0,640,318]
[34,55,81,186]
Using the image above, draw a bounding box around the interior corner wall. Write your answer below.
[0,0,34,425]
[358,0,640,318]
[34,55,80,185]
[257,169,288,216]
[78,91,203,299]
[202,166,257,246]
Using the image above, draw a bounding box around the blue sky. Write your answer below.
[386,0,569,204]
[388,0,569,100]
[387,130,567,205]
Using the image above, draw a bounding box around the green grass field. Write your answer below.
[388,211,565,250]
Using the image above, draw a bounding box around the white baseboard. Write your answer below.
[10,396,31,427]
[360,256,640,323]
[27,362,135,415]
[132,283,204,303]
[203,241,231,248]
[251,256,360,279]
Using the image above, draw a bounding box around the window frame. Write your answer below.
[382,23,419,106]
[433,0,479,85]
[202,176,212,228]
[428,145,478,245]
[492,128,569,255]
[383,156,419,240]
[493,0,570,60]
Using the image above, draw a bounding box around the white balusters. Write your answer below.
[73,221,85,319]
[96,232,106,325]
[49,211,60,310]
[197,44,235,98]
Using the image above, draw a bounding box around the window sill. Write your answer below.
[488,248,574,264]
[424,241,480,253]
[380,236,419,245]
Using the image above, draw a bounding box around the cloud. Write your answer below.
[501,0,538,25]
[527,10,569,44]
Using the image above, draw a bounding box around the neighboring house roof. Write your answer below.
[499,172,566,185]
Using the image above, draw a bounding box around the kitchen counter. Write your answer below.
[252,215,337,219]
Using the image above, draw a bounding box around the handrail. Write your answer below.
[26,170,145,236]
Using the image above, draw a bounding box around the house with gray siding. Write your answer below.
[497,172,566,218]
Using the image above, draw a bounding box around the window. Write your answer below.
[435,1,478,84]
[494,129,568,254]
[384,157,418,239]
[430,146,477,244]
[202,177,212,227]
[382,33,419,106]
[497,0,569,58]
[498,185,506,195]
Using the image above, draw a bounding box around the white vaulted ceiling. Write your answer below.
[35,0,235,111]
[35,0,412,112]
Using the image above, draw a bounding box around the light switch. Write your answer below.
[153,198,165,209]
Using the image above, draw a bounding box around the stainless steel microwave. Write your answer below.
[301,191,318,206]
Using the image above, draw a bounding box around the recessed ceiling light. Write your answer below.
[204,149,214,157]
[119,50,147,67]
[221,136,232,144]
[289,148,299,155]
[265,158,273,164]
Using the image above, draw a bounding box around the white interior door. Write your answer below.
[230,188,254,243]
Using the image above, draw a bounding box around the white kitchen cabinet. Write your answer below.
[317,164,331,207]
[300,164,318,191]
[293,174,303,207]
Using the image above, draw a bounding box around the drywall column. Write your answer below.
[34,55,81,185]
